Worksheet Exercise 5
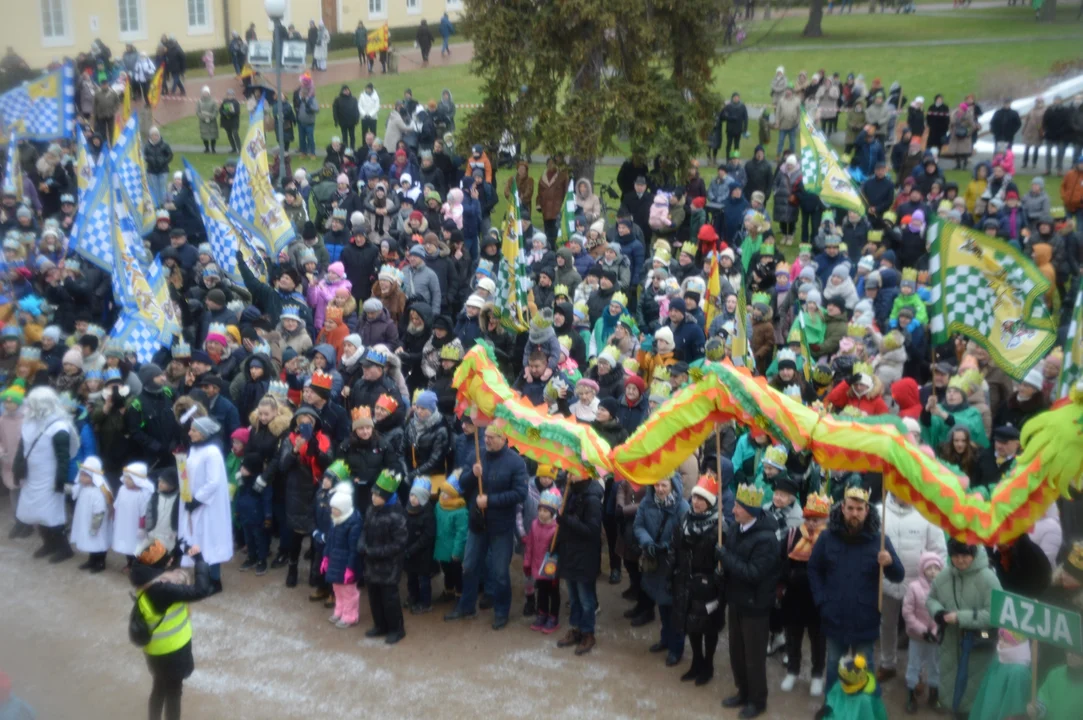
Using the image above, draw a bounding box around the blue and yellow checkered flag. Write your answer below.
[0,61,75,142]
[228,99,294,255]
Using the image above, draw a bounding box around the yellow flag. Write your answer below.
[704,254,721,330]
[367,24,390,53]
[146,64,164,108]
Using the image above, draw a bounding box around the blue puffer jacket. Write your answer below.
[667,316,706,363]
[807,504,904,646]
[323,509,362,584]
[634,486,689,605]
[458,443,529,536]
[617,232,646,288]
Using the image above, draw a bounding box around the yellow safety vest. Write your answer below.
[138,592,192,656]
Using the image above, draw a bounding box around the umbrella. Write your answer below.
[243,83,277,102]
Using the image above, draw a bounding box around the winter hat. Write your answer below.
[654,326,675,349]
[691,475,719,507]
[415,390,438,412]
[597,345,621,369]
[806,289,822,307]
[330,486,354,521]
[410,476,432,506]
[1022,367,1043,390]
[327,261,346,278]
[528,308,555,345]
[538,488,562,513]
[857,255,875,273]
[362,298,383,314]
[62,348,83,370]
[191,415,221,438]
[230,427,250,445]
[865,270,882,289]
[598,396,620,419]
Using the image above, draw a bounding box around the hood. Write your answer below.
[440,88,454,104]
[952,544,990,576]
[250,405,293,437]
[879,267,900,290]
[891,377,920,409]
[827,497,881,540]
[576,177,593,198]
[554,301,575,334]
[918,550,944,577]
[338,85,352,97]
[556,247,575,266]
[1031,243,1052,266]
[972,161,991,180]
[406,300,434,330]
[313,343,337,366]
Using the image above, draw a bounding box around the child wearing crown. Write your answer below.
[822,654,888,720]
[889,268,928,328]
[362,470,409,644]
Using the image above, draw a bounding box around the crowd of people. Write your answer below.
[3,37,1083,720]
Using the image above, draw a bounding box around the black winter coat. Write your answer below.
[362,503,408,585]
[671,509,725,635]
[404,414,450,480]
[340,239,380,301]
[404,502,437,575]
[340,433,402,514]
[555,479,603,583]
[277,427,332,533]
[143,140,174,175]
[720,512,781,615]
[332,91,360,128]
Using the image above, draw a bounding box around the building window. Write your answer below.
[187,0,212,35]
[369,0,387,20]
[40,0,72,47]
[117,0,145,41]
[407,0,422,14]
[445,0,463,9]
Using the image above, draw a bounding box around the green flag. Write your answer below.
[556,179,575,247]
[1057,280,1082,399]
[495,182,532,332]
[798,108,866,215]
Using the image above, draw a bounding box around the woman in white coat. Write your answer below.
[314,22,330,71]
[179,415,233,594]
[112,461,155,566]
[878,492,947,680]
[14,387,79,562]
[69,456,113,572]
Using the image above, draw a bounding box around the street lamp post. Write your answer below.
[265,0,287,188]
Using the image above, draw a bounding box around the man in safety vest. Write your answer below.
[131,538,212,720]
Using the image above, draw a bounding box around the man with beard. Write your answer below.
[808,485,903,705]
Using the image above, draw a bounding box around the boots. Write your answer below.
[680,659,701,682]
[905,689,918,714]
[49,531,74,563]
[8,521,33,539]
[608,567,622,584]
[286,563,299,588]
[310,586,331,602]
[928,687,940,709]
[522,594,536,617]
[574,632,596,655]
[557,629,582,648]
[32,527,55,558]
[696,661,714,686]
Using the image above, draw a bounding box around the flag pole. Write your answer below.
[878,493,887,612]
[715,425,724,564]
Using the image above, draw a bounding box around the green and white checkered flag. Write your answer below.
[1059,280,1082,398]
[556,179,575,247]
[927,219,1056,381]
[495,182,532,332]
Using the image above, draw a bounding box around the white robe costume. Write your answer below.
[15,412,78,527]
[178,441,234,567]
[70,470,113,553]
[112,472,154,555]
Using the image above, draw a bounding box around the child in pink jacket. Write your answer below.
[523,488,561,634]
[902,551,944,712]
[306,261,353,330]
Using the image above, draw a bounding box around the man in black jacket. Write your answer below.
[125,364,181,471]
[621,176,653,241]
[717,484,781,719]
[340,224,379,301]
[1043,96,1072,175]
[861,162,895,225]
[990,98,1022,147]
[974,424,1019,490]
[721,93,750,158]
[743,146,773,202]
[332,85,360,151]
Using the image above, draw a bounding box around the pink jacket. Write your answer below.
[902,551,943,639]
[522,518,558,578]
[306,274,353,329]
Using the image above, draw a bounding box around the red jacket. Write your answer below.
[891,377,922,420]
[825,380,889,416]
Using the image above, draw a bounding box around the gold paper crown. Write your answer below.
[804,491,833,517]
[838,654,870,694]
[351,406,372,422]
[751,291,771,307]
[649,380,672,400]
[611,291,628,307]
[558,335,572,350]
[812,365,833,385]
[735,483,765,508]
[867,230,883,243]
[439,343,464,362]
[704,337,726,361]
[777,348,797,365]
[917,270,930,284]
[1066,542,1083,582]
[839,405,868,418]
[948,375,970,392]
[653,249,672,264]
[622,358,639,374]
[680,241,698,257]
[882,329,903,351]
[901,267,918,282]
[787,326,802,343]
[653,366,671,383]
[554,283,569,298]
[764,445,788,469]
[653,239,670,255]
[846,322,867,338]
[853,361,873,376]
[775,261,790,275]
[844,485,871,503]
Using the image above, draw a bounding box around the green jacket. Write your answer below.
[925,548,1002,713]
[1036,666,1083,720]
[922,405,989,449]
[434,502,468,562]
[226,451,241,515]
[889,291,929,326]
[819,314,849,358]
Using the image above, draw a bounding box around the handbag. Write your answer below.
[128,593,163,647]
[411,446,446,495]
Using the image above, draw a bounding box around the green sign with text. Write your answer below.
[990,589,1083,652]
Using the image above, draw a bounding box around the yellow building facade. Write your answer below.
[5,0,463,68]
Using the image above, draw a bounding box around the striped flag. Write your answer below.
[1059,281,1082,399]
[556,179,575,247]
[184,159,269,284]
[146,64,164,109]
[228,99,294,255]
[495,182,532,332]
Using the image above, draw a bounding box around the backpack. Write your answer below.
[954,123,969,138]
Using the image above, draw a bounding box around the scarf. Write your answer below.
[656,489,678,509]
[788,522,824,563]
[682,507,718,539]
[439,490,466,511]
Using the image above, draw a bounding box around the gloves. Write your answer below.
[184,499,202,512]
[312,529,325,544]
[254,475,266,493]
[344,569,354,585]
[644,543,657,559]
[715,544,726,563]
[320,557,329,574]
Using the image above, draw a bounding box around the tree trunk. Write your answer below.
[567,47,604,185]
[804,0,825,37]
[1037,0,1057,22]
